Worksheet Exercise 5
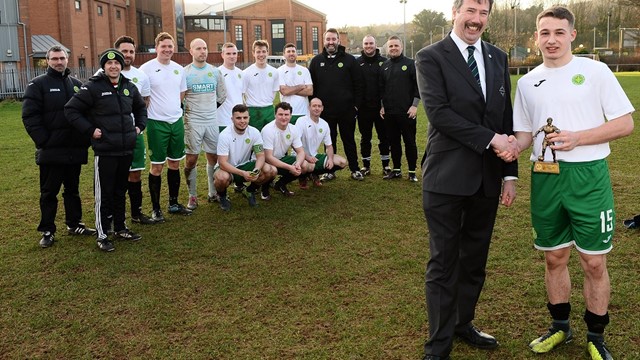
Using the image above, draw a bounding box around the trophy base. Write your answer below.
[533,161,560,174]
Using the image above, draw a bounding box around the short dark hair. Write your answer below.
[387,35,402,44]
[536,6,575,29]
[232,104,249,114]
[324,28,339,37]
[46,45,67,59]
[114,35,135,49]
[453,0,494,13]
[275,101,292,113]
[283,43,296,52]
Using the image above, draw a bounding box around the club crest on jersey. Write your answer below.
[173,70,180,75]
[319,128,323,133]
[572,74,585,85]
[245,138,251,144]
[208,72,213,77]
[73,86,79,93]
[402,65,408,71]
[268,72,273,77]
[123,89,130,96]
[338,62,344,68]
[286,134,291,140]
[297,71,302,76]
[132,77,139,83]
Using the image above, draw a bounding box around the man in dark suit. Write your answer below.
[415,0,519,359]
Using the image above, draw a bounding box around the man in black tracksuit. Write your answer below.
[357,35,391,177]
[65,49,147,252]
[22,45,95,248]
[309,28,364,181]
[380,36,420,182]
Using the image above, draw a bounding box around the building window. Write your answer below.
[116,9,121,20]
[312,27,319,55]
[74,0,81,11]
[235,25,243,51]
[97,5,103,16]
[186,17,225,31]
[254,25,262,40]
[296,26,303,54]
[272,23,284,39]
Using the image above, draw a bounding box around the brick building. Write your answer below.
[4,0,184,72]
[184,0,327,63]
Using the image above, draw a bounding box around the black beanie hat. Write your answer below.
[99,48,125,69]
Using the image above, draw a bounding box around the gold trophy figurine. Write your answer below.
[533,117,561,174]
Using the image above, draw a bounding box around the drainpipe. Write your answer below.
[16,0,31,79]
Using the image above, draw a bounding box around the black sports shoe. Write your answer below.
[168,203,193,215]
[39,231,55,248]
[132,213,156,225]
[242,189,258,207]
[97,239,115,252]
[408,173,418,182]
[219,196,231,211]
[275,182,295,196]
[360,167,371,176]
[383,167,392,176]
[587,334,613,360]
[383,170,402,180]
[67,223,97,236]
[623,219,638,229]
[350,171,364,181]
[151,209,165,223]
[261,186,271,201]
[115,229,142,241]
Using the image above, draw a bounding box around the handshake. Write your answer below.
[491,133,520,163]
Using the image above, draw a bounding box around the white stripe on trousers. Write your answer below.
[94,156,106,240]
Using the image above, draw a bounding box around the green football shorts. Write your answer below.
[248,105,275,131]
[129,133,147,171]
[531,159,614,255]
[146,118,186,163]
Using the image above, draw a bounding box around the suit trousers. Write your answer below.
[386,113,417,172]
[323,108,359,172]
[422,189,499,357]
[94,154,133,239]
[357,107,389,164]
[38,163,83,234]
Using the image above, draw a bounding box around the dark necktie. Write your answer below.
[467,46,481,87]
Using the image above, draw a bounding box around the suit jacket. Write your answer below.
[416,36,517,198]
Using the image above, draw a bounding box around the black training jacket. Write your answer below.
[22,67,89,165]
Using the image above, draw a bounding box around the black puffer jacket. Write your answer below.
[65,72,147,156]
[22,67,89,165]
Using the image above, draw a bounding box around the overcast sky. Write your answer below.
[185,0,538,28]
[297,0,453,27]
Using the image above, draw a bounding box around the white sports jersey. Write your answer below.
[514,56,634,162]
[183,63,226,126]
[242,64,279,107]
[261,121,303,159]
[296,115,331,156]
[121,66,150,97]
[218,65,243,127]
[217,126,263,167]
[277,63,312,116]
[140,59,187,123]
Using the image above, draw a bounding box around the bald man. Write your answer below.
[183,38,227,210]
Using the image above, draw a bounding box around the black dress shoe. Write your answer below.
[455,324,499,349]
[422,355,451,360]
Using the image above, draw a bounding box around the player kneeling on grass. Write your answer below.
[296,97,347,189]
[261,102,310,197]
[214,104,276,211]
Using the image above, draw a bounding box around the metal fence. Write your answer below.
[1,62,256,100]
[1,67,101,100]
